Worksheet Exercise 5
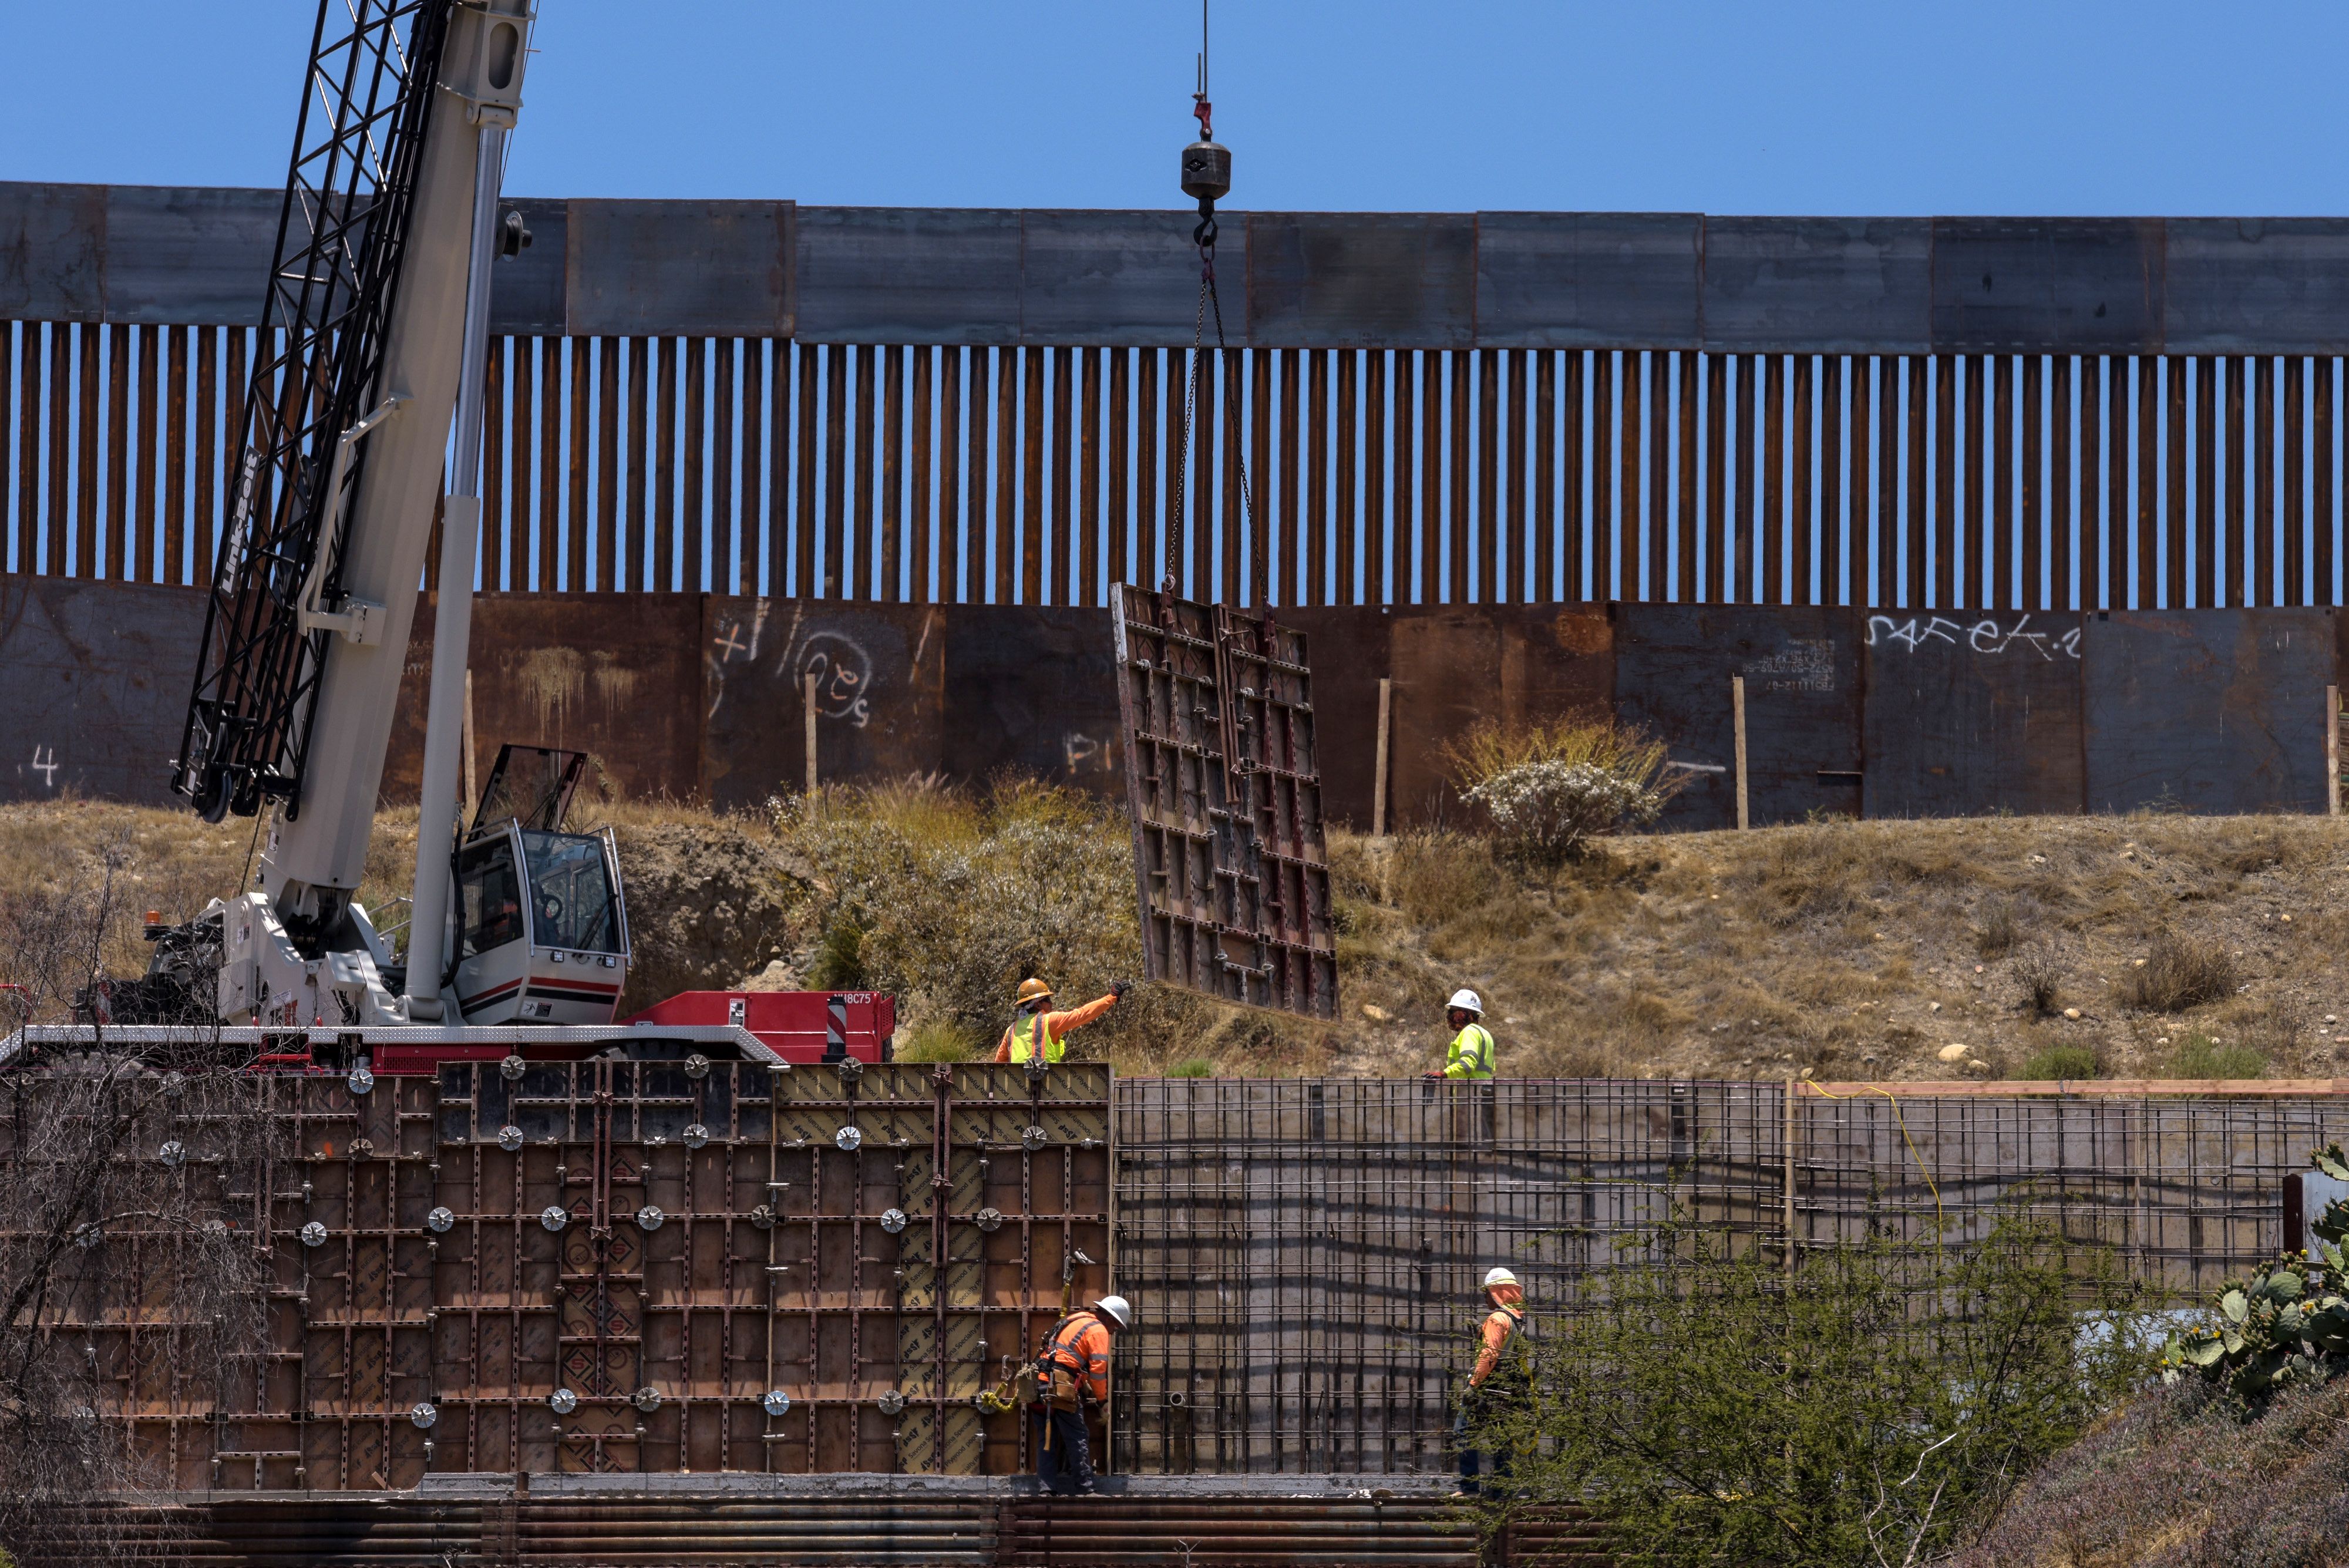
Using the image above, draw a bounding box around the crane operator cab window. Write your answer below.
[458,829,623,958]
[458,835,526,957]
[518,830,621,953]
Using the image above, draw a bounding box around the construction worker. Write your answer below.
[1456,1266,1534,1496]
[1423,989,1496,1080]
[1031,1294,1133,1495]
[994,976,1129,1065]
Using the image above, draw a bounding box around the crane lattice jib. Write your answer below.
[173,0,458,822]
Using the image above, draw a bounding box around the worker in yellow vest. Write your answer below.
[993,976,1128,1064]
[1423,989,1496,1079]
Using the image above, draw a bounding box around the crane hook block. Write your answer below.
[1181,139,1230,204]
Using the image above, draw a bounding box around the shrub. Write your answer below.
[1974,897,2022,958]
[2169,1033,2267,1079]
[2115,931,2239,1013]
[894,1019,977,1063]
[1473,1212,2155,1568]
[2017,1043,2100,1081]
[2009,945,2062,1015]
[1167,1057,1216,1077]
[1448,716,1680,868]
[770,778,1202,1063]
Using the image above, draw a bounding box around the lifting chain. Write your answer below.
[1169,10,1256,607]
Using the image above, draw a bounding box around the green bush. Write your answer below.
[894,1019,978,1064]
[1473,1213,2153,1568]
[2017,1044,2100,1081]
[2170,1034,2267,1079]
[1167,1057,1216,1077]
[770,777,1200,1063]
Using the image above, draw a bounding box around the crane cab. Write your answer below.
[446,746,631,1025]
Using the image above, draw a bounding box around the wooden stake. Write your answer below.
[2330,685,2340,818]
[805,670,820,795]
[1732,675,1750,830]
[461,669,478,813]
[1372,677,1392,838]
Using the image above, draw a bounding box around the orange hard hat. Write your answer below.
[1015,978,1054,1005]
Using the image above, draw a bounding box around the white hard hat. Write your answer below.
[1093,1295,1133,1330]
[1448,990,1484,1015]
[1482,1266,1519,1290]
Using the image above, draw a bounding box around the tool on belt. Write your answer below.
[972,1247,1096,1416]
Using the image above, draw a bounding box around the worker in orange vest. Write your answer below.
[1457,1266,1534,1496]
[1031,1294,1133,1494]
[993,976,1128,1065]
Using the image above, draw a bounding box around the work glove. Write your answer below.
[1110,979,1132,1001]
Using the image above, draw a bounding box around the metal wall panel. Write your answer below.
[794,208,1021,345]
[19,183,2349,355]
[425,1058,1110,1477]
[100,185,278,327]
[1247,213,1477,349]
[0,183,106,321]
[2166,218,2349,354]
[1613,604,1864,830]
[703,598,949,812]
[1472,211,1702,349]
[1860,610,2086,818]
[1018,210,1244,347]
[1701,217,1931,353]
[1930,218,2166,352]
[941,605,1126,795]
[565,200,793,339]
[380,591,706,807]
[487,197,570,337]
[0,573,203,804]
[2081,608,2335,814]
[1385,606,1613,826]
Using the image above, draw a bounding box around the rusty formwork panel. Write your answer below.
[424,1058,1112,1478]
[15,1061,1109,1492]
[1112,585,1337,1019]
[4,1072,443,1495]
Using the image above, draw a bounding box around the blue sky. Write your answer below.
[5,1,2346,214]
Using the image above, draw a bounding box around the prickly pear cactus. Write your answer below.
[2160,1145,2349,1400]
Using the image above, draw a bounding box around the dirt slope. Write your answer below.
[6,793,2346,1082]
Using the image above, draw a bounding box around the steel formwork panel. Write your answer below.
[1113,585,1338,1019]
[416,1059,1112,1476]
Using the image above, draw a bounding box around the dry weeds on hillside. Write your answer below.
[8,790,2349,1081]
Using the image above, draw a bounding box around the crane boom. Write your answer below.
[173,0,532,961]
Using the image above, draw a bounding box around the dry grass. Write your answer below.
[11,796,2349,1082]
[2115,931,2242,1014]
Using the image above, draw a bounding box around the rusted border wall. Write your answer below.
[10,186,2349,352]
[6,575,2340,826]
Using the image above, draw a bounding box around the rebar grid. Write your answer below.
[1108,1078,1782,1473]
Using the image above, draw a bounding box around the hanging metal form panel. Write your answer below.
[1112,584,1338,1019]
